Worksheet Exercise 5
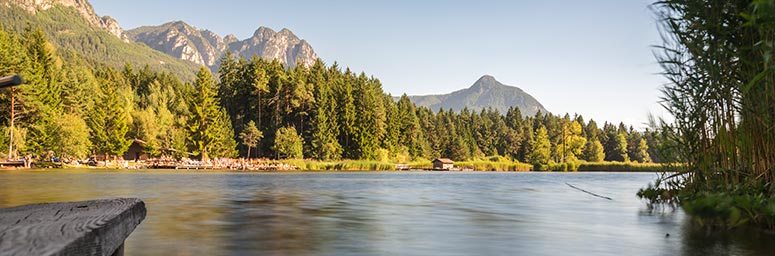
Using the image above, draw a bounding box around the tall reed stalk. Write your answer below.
[649,0,775,200]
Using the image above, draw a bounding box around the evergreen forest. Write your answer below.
[0,25,659,167]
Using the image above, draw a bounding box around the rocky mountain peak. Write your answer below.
[253,26,275,39]
[471,75,501,91]
[230,26,317,67]
[224,34,239,44]
[129,22,319,69]
[278,28,295,36]
[4,0,128,41]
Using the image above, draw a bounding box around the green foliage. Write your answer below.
[48,113,91,159]
[309,61,342,160]
[577,162,663,172]
[529,126,551,166]
[582,139,605,162]
[0,9,669,170]
[211,108,238,158]
[239,120,262,158]
[281,159,395,171]
[457,159,532,172]
[557,121,586,162]
[273,126,303,159]
[641,0,775,230]
[187,67,230,160]
[0,5,199,81]
[609,133,629,162]
[88,68,131,158]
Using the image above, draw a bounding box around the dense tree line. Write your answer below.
[0,26,656,164]
[217,53,655,165]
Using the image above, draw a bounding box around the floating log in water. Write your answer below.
[565,182,613,200]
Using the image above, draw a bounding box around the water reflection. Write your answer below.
[1,170,775,255]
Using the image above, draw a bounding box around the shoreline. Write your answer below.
[2,160,670,173]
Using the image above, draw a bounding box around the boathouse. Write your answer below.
[432,158,454,170]
[123,139,149,161]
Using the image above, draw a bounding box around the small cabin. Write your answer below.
[123,139,149,161]
[432,158,454,170]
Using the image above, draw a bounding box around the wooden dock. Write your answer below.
[0,198,147,256]
[0,160,24,168]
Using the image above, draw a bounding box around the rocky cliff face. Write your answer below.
[126,21,227,67]
[128,22,319,69]
[3,0,128,41]
[228,27,318,68]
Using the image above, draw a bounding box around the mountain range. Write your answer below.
[408,75,547,116]
[0,0,318,78]
[126,21,318,69]
[1,0,548,116]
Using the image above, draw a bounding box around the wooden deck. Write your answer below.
[0,198,147,256]
[0,161,24,167]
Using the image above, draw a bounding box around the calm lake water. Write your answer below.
[1,170,774,255]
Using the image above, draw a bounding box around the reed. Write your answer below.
[642,0,775,228]
[454,160,532,172]
[278,159,395,171]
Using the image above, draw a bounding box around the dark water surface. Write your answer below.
[1,170,774,255]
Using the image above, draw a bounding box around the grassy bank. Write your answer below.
[574,162,665,172]
[279,159,663,172]
[278,159,395,171]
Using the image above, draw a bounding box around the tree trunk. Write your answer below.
[8,87,14,159]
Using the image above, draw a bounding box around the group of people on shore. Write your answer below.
[142,157,298,171]
[3,151,299,171]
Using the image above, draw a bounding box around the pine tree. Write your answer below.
[249,55,269,129]
[632,138,651,163]
[89,68,131,159]
[274,126,303,159]
[582,139,605,162]
[558,121,587,162]
[239,120,262,159]
[397,94,425,159]
[529,126,551,169]
[610,133,629,162]
[187,67,223,161]
[382,94,400,155]
[309,64,342,160]
[211,108,238,158]
[337,67,356,158]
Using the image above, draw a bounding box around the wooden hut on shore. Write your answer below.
[123,139,149,161]
[432,158,454,170]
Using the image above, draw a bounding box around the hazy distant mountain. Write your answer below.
[127,22,319,69]
[408,75,547,116]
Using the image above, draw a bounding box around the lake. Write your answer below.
[1,170,774,255]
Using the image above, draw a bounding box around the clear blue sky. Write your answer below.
[90,0,666,128]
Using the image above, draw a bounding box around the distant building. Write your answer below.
[432,158,454,170]
[123,139,149,161]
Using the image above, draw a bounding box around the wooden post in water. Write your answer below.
[0,198,146,256]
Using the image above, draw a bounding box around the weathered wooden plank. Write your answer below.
[0,198,146,256]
